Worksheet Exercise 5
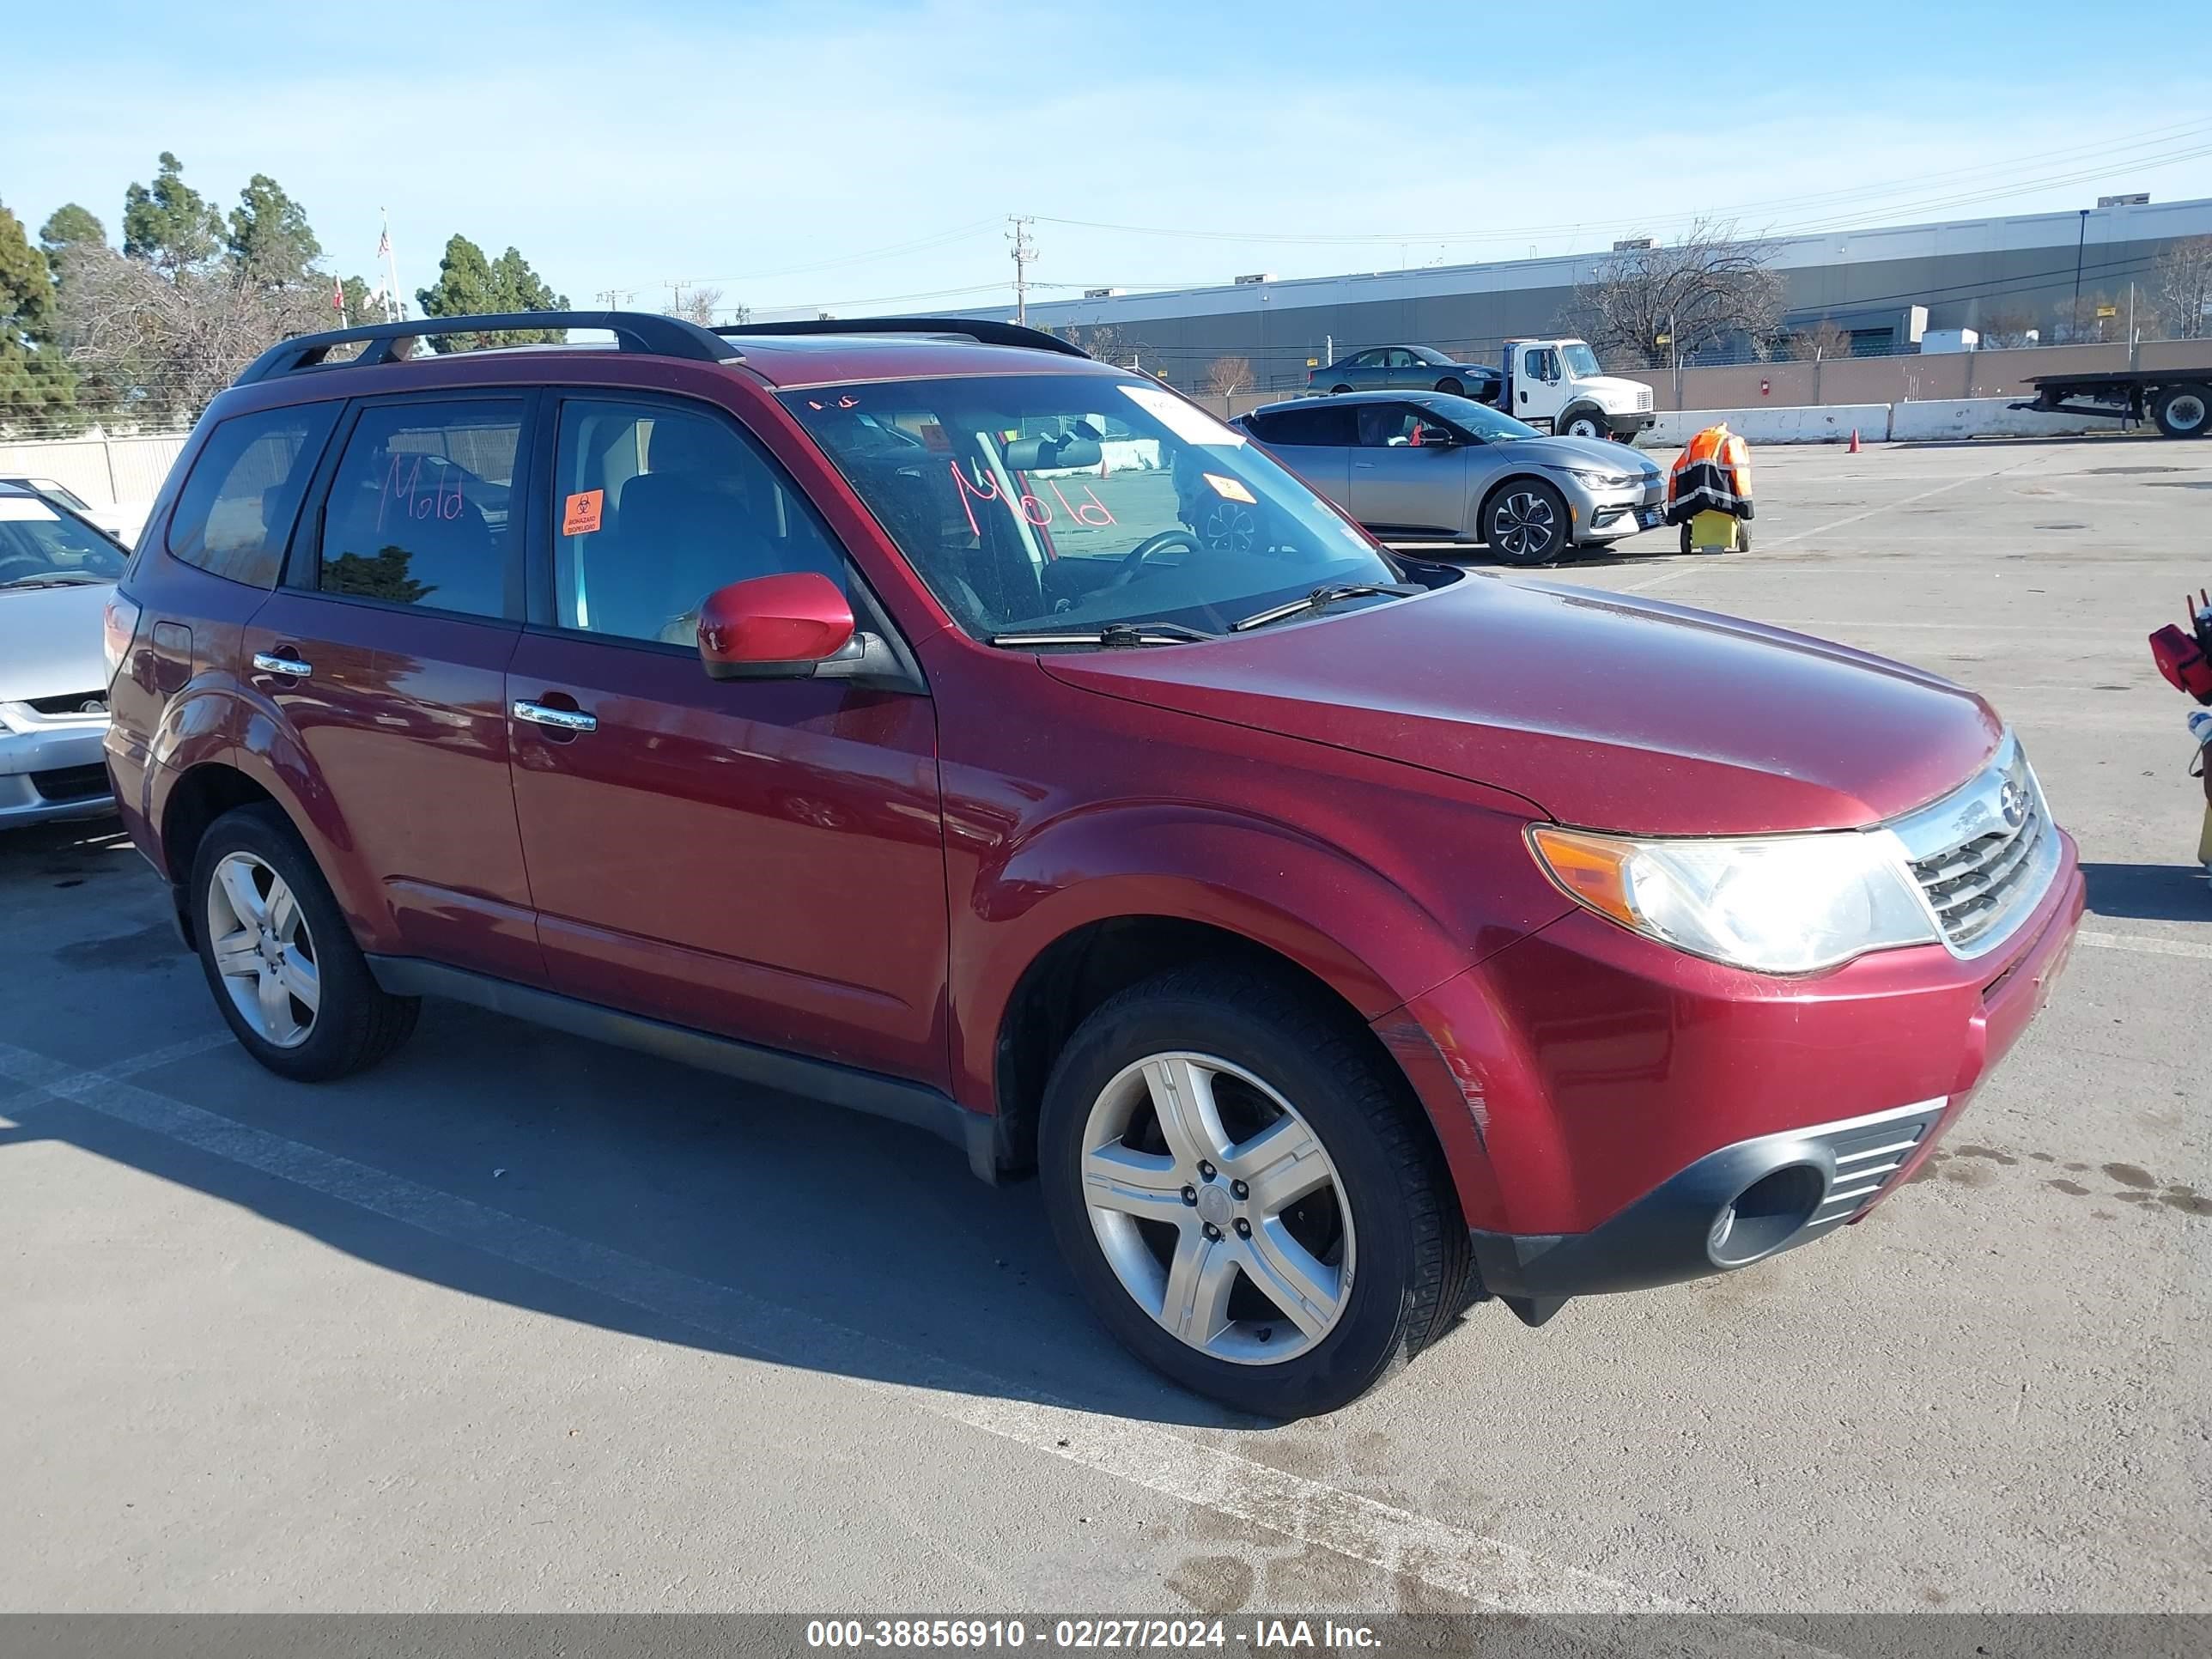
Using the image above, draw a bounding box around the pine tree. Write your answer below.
[122,152,224,272]
[0,199,77,434]
[227,174,323,289]
[416,234,568,350]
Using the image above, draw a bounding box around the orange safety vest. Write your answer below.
[1669,424,1752,497]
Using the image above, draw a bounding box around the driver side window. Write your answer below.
[1357,405,1440,447]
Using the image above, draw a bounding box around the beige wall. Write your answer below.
[1624,343,2212,413]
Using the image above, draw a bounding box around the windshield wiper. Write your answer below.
[1231,582,1419,633]
[0,573,108,590]
[988,623,1214,648]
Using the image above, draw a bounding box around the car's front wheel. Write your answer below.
[1560,408,1607,440]
[191,804,419,1081]
[1039,967,1468,1418]
[1482,479,1571,565]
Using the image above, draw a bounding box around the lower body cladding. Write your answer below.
[0,710,115,827]
[1386,834,2086,1327]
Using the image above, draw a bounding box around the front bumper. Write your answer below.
[1386,828,2084,1304]
[0,707,115,827]
[1577,478,1668,543]
[1605,410,1656,439]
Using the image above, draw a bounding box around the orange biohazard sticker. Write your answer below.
[562,489,604,536]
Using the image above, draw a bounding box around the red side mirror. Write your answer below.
[698,572,855,680]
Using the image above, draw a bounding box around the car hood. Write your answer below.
[1578,374,1651,411]
[1496,435,1658,477]
[1038,575,2002,836]
[0,582,114,703]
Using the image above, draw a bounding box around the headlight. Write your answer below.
[1526,823,1938,975]
[1548,466,1634,489]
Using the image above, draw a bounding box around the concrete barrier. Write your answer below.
[1642,404,1891,447]
[1887,398,2114,441]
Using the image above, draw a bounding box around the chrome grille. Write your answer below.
[1635,387,1653,410]
[1800,1100,1946,1234]
[1888,734,2061,959]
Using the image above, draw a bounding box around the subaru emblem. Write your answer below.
[80,698,107,715]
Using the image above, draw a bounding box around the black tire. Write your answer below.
[1329,384,1353,395]
[1038,965,1469,1419]
[1679,522,1693,556]
[189,804,419,1081]
[1559,407,1607,441]
[1436,377,1464,398]
[1480,477,1572,566]
[2152,384,2210,440]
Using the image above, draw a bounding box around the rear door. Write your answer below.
[1243,404,1357,506]
[1346,403,1474,534]
[504,390,948,1085]
[241,392,543,981]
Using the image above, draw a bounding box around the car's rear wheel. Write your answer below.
[1329,384,1353,395]
[191,804,418,1081]
[1482,479,1571,565]
[2152,384,2210,439]
[1038,966,1468,1418]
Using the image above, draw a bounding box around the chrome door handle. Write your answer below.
[513,700,597,733]
[252,651,313,678]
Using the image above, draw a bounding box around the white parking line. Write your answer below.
[2079,929,2212,960]
[1618,453,2044,594]
[0,1035,1832,1649]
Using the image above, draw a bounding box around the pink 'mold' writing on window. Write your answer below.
[951,462,1116,538]
[378,453,465,532]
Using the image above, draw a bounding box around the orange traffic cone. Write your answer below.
[1848,428,1862,453]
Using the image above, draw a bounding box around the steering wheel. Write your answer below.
[1108,529,1200,588]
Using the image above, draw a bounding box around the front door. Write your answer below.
[241,392,543,983]
[1515,345,1564,426]
[1346,403,1473,534]
[506,392,948,1086]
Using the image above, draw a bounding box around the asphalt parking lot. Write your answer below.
[3,433,2208,1619]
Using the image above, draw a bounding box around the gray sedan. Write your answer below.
[1234,392,1663,566]
[1306,345,1500,401]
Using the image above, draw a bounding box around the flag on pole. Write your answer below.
[331,276,345,312]
[377,227,391,259]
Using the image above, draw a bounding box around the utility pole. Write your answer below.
[2072,208,2088,337]
[1007,216,1036,325]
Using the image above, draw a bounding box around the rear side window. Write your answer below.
[1249,404,1358,447]
[166,404,341,586]
[314,400,525,620]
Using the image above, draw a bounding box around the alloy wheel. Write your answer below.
[1079,1052,1354,1364]
[1493,490,1559,559]
[205,851,320,1048]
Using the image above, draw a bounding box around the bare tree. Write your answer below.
[1784,319,1852,361]
[2152,234,2212,340]
[52,242,329,428]
[1566,219,1784,369]
[1202,355,1253,396]
[2059,289,2129,344]
[672,284,725,328]
[1976,302,2041,349]
[1054,322,1148,368]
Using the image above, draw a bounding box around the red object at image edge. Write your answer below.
[697,572,854,666]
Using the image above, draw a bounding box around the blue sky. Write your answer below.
[5,0,2209,319]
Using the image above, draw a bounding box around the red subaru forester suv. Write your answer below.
[103,312,2083,1417]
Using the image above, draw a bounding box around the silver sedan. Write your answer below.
[1235,392,1663,566]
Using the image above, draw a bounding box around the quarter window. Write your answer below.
[315,401,523,619]
[551,399,848,646]
[167,405,341,587]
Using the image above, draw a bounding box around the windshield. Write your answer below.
[1422,394,1541,443]
[1561,343,1602,377]
[0,495,125,590]
[781,374,1400,640]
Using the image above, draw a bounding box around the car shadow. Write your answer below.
[0,827,1277,1432]
[2080,860,2210,923]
